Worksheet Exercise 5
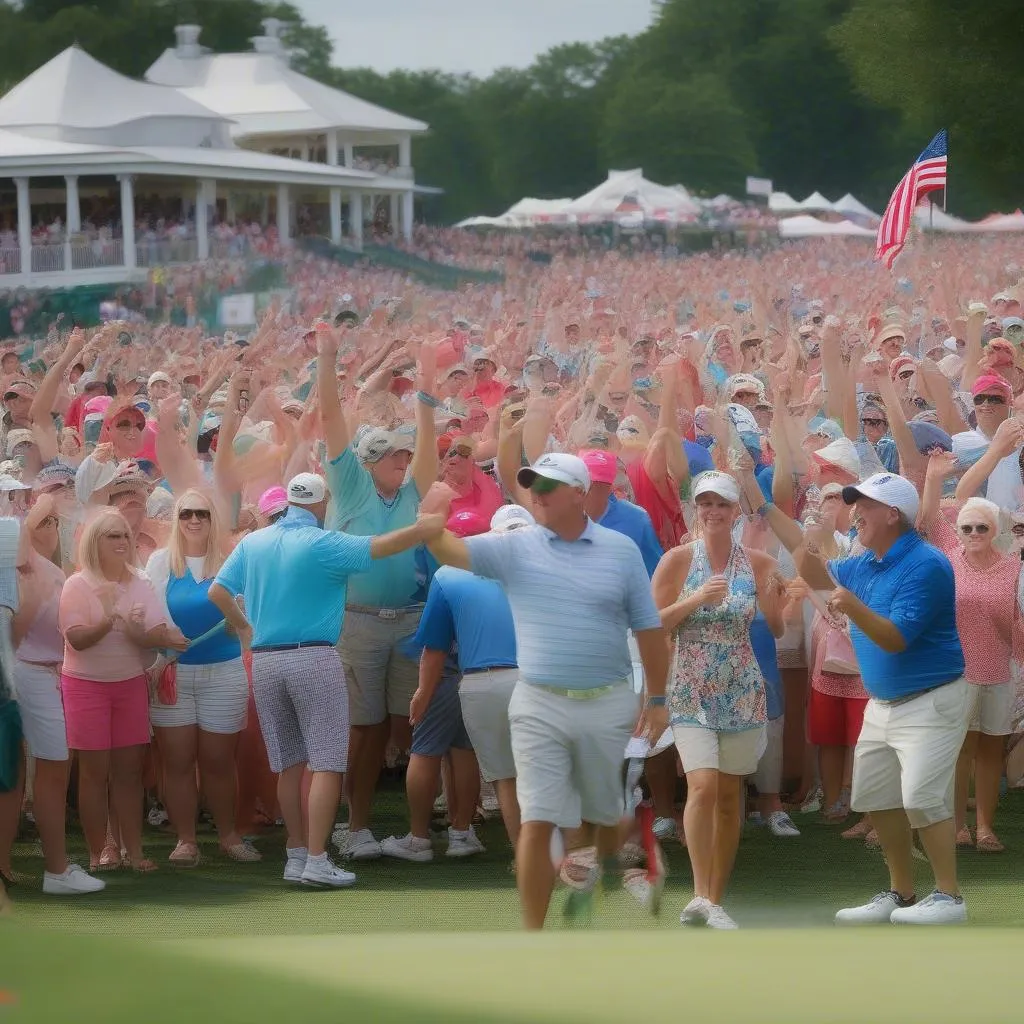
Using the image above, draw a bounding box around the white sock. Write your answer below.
[287,846,308,859]
[307,851,328,865]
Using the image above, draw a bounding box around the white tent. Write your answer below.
[798,191,834,213]
[502,197,574,225]
[562,169,700,221]
[779,215,875,238]
[912,205,976,232]
[454,214,515,229]
[832,193,880,222]
[768,191,802,213]
[974,211,1024,233]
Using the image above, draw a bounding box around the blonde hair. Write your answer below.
[78,507,133,580]
[168,488,226,580]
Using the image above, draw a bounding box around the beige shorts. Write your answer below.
[966,680,1014,736]
[851,678,969,829]
[338,607,422,726]
[459,668,518,783]
[509,678,638,828]
[673,723,767,777]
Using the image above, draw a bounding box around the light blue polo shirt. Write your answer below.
[412,566,517,672]
[828,530,964,701]
[325,447,421,608]
[215,506,372,647]
[465,519,661,688]
[597,494,664,577]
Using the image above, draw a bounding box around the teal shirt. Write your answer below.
[325,448,422,608]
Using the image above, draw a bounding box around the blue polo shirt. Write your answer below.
[324,447,420,608]
[215,506,373,647]
[828,531,964,700]
[410,566,517,672]
[597,495,664,577]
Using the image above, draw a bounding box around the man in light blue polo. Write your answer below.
[426,453,670,930]
[209,473,443,890]
[796,472,968,926]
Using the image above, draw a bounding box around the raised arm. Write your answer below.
[411,338,440,497]
[954,417,1024,501]
[317,326,350,462]
[959,304,987,394]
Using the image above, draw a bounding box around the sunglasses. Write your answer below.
[115,418,144,431]
[530,477,562,494]
[959,523,990,535]
[973,394,1007,406]
[861,417,887,428]
[445,446,472,460]
[38,515,58,527]
[1012,524,1024,537]
[897,370,915,381]
[178,508,212,522]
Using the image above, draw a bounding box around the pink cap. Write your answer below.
[258,486,289,518]
[447,509,488,538]
[577,448,618,486]
[84,395,113,416]
[971,372,1013,398]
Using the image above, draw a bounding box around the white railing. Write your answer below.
[0,248,21,275]
[69,240,123,270]
[135,238,199,267]
[32,246,65,273]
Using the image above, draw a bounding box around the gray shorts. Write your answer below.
[459,668,517,782]
[338,607,422,726]
[250,647,349,773]
[410,672,471,758]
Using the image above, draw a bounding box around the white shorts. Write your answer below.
[966,680,1014,736]
[509,678,638,828]
[149,657,249,734]
[851,678,969,829]
[15,661,68,761]
[753,716,784,793]
[673,723,767,777]
[459,668,518,783]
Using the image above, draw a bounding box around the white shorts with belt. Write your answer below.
[851,678,969,829]
[509,677,639,828]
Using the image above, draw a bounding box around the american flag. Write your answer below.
[875,129,948,269]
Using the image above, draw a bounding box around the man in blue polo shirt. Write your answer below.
[797,472,968,926]
[209,473,443,890]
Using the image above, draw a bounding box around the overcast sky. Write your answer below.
[295,0,654,76]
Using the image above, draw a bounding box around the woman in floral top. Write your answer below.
[652,470,786,930]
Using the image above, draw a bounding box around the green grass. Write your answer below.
[2,784,1023,1022]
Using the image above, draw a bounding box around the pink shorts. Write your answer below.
[60,673,150,751]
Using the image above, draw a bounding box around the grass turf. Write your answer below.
[2,784,1023,1022]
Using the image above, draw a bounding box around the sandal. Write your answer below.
[863,829,880,849]
[90,843,123,872]
[124,857,158,873]
[955,825,974,848]
[221,840,261,863]
[168,841,201,867]
[975,832,1005,853]
[841,818,873,840]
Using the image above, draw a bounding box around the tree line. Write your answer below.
[0,0,1018,223]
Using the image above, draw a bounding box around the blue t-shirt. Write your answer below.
[597,495,664,577]
[828,531,964,700]
[749,612,782,720]
[166,568,240,665]
[412,566,517,672]
[215,506,373,647]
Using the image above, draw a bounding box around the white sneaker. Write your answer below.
[680,896,713,926]
[835,890,914,925]
[300,853,356,889]
[652,817,677,840]
[42,864,105,895]
[380,833,434,862]
[446,826,486,858]
[768,811,801,837]
[890,891,967,925]
[283,846,308,882]
[706,904,738,930]
[335,827,382,860]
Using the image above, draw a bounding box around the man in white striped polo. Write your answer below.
[425,453,670,929]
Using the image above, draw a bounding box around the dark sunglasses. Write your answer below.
[1012,524,1024,537]
[530,477,562,494]
[178,508,212,522]
[114,418,144,430]
[959,523,990,535]
[973,394,1007,407]
[38,515,58,527]
[445,446,472,460]
[861,417,887,428]
[897,370,915,381]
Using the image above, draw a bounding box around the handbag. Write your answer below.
[0,700,23,794]
[806,590,859,676]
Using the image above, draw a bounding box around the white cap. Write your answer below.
[353,426,416,464]
[517,452,590,492]
[0,474,30,493]
[148,371,172,387]
[812,436,862,480]
[490,504,536,533]
[842,472,920,523]
[692,470,741,504]
[287,472,327,506]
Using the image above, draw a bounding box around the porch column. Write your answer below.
[300,143,310,162]
[14,177,30,276]
[329,187,342,245]
[398,135,411,168]
[196,178,215,260]
[276,182,290,243]
[119,174,136,268]
[350,190,363,248]
[402,190,414,243]
[326,129,339,166]
[65,174,81,234]
[343,142,354,168]
[389,193,399,236]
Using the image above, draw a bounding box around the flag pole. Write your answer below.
[943,130,948,211]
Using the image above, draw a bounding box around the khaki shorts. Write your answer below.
[966,680,1014,736]
[851,678,969,829]
[673,723,767,777]
[459,668,518,783]
[338,607,422,726]
[509,678,638,828]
